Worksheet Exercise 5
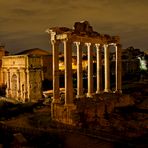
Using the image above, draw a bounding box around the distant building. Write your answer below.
[2,55,43,102]
[16,48,53,81]
[0,45,9,86]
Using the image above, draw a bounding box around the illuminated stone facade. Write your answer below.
[2,55,43,102]
[46,21,122,125]
[0,45,7,85]
[16,48,53,82]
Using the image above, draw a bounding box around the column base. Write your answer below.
[114,89,122,94]
[96,90,103,94]
[86,93,94,98]
[104,89,112,93]
[76,94,85,99]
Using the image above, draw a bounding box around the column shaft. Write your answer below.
[17,69,20,99]
[86,43,93,97]
[75,42,83,98]
[96,44,102,93]
[6,69,10,97]
[52,40,60,103]
[104,44,111,92]
[64,40,73,104]
[24,69,28,101]
[115,44,122,93]
[2,71,5,84]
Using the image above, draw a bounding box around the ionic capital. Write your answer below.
[85,42,91,47]
[63,38,72,45]
[95,43,100,49]
[74,41,80,47]
[103,44,108,49]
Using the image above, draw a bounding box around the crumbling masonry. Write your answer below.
[46,21,122,125]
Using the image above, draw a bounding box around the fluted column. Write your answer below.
[104,44,111,92]
[63,39,73,104]
[74,42,84,98]
[52,40,60,103]
[115,44,122,93]
[86,43,93,97]
[95,44,102,93]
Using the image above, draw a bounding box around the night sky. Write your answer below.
[0,0,148,53]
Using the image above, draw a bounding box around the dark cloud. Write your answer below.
[0,0,148,52]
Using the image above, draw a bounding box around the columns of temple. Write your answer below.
[75,42,84,98]
[63,39,73,104]
[115,44,122,93]
[86,43,93,97]
[52,40,60,103]
[95,44,102,94]
[104,44,111,92]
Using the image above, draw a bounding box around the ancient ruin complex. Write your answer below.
[46,21,122,124]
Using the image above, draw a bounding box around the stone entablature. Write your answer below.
[2,55,43,102]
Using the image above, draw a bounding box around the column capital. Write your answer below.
[103,44,108,48]
[109,43,116,46]
[95,43,100,48]
[85,42,91,47]
[74,41,81,47]
[74,41,80,44]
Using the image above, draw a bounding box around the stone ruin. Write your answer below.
[46,21,122,125]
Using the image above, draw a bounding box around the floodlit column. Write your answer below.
[52,40,60,103]
[115,44,122,93]
[95,44,102,93]
[86,43,93,97]
[63,39,73,104]
[75,42,83,98]
[24,69,28,101]
[7,69,10,90]
[17,69,21,99]
[6,69,10,97]
[104,44,111,92]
